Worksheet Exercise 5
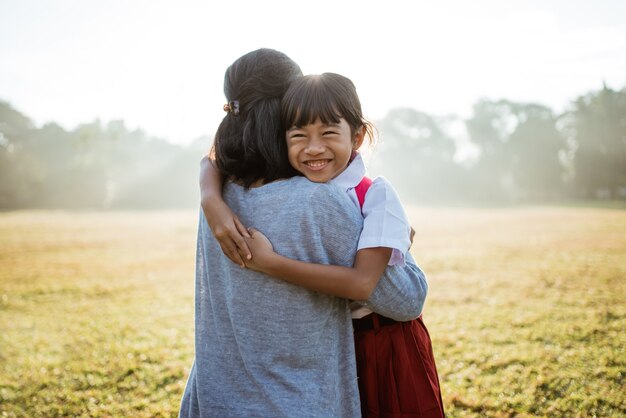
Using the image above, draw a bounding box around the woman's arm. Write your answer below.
[365,252,427,321]
[243,227,392,301]
[351,177,427,319]
[200,155,251,267]
[245,179,427,320]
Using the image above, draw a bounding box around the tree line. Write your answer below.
[1,83,625,210]
[370,82,626,204]
[0,109,204,209]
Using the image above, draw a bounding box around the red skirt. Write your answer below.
[353,314,444,418]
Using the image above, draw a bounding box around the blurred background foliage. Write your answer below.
[1,82,625,210]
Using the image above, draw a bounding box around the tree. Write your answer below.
[0,99,204,209]
[507,104,566,199]
[565,84,626,198]
[465,99,567,201]
[0,101,39,209]
[370,108,459,203]
[465,99,518,201]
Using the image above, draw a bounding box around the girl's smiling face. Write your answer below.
[286,118,364,183]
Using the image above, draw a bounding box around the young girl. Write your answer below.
[202,73,444,418]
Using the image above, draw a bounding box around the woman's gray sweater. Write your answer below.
[179,177,428,418]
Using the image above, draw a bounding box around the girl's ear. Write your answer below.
[352,126,366,151]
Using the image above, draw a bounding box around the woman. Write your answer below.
[179,49,427,417]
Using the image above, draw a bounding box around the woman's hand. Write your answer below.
[200,155,251,267]
[241,228,276,273]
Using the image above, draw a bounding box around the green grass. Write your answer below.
[1,208,624,417]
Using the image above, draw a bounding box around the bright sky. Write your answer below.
[1,0,625,145]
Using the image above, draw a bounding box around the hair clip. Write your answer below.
[223,100,240,116]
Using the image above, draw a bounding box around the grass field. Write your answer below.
[0,207,624,417]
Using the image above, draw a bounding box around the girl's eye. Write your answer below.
[323,131,338,136]
[289,133,306,140]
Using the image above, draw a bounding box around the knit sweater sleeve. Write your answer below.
[307,184,428,322]
[358,251,429,321]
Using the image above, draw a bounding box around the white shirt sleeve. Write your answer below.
[357,176,412,266]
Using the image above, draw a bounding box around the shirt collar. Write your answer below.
[331,152,366,191]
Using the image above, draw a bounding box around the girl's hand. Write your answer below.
[241,228,275,273]
[200,155,252,267]
[202,198,251,268]
[200,154,252,267]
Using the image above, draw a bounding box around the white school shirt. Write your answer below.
[330,153,412,318]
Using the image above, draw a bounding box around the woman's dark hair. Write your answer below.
[213,49,303,187]
[281,73,375,144]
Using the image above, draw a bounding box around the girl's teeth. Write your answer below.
[307,160,328,167]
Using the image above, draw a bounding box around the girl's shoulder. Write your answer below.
[358,175,412,265]
[363,176,404,208]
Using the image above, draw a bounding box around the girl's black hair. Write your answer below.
[213,49,303,187]
[281,73,374,143]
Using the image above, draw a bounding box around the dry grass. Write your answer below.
[408,206,626,417]
[1,207,624,417]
